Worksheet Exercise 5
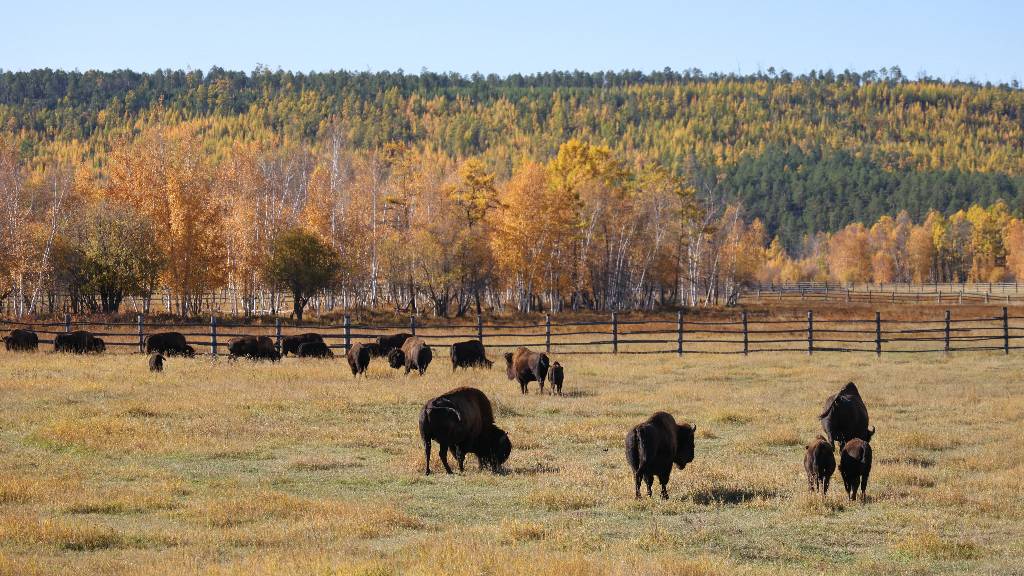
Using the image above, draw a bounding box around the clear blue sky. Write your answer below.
[3,0,1021,83]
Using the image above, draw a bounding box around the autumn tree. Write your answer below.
[264,228,341,321]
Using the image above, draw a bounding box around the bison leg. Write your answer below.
[644,474,654,498]
[657,471,671,500]
[807,472,816,492]
[859,471,869,502]
[823,475,830,497]
[453,446,466,473]
[634,470,643,499]
[423,438,432,476]
[439,444,454,474]
[519,380,528,394]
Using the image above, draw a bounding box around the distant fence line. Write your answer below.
[3,309,1023,357]
[740,281,1024,305]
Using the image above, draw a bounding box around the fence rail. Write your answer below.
[3,309,1023,357]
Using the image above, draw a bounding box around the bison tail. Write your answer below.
[818,397,838,420]
[628,428,647,471]
[538,353,550,374]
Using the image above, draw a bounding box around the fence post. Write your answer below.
[985,291,990,304]
[807,310,813,355]
[937,290,942,304]
[410,315,417,336]
[959,290,963,305]
[545,313,551,354]
[276,315,284,352]
[742,310,749,356]
[477,314,484,344]
[210,315,218,357]
[137,314,144,354]
[875,312,882,358]
[677,310,684,356]
[1003,306,1009,355]
[944,310,951,354]
[611,312,618,354]
[343,314,351,352]
[846,288,850,303]
[64,313,71,334]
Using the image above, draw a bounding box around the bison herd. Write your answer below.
[3,326,881,501]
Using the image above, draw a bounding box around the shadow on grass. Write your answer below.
[688,485,779,505]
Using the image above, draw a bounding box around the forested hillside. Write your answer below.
[2,68,1024,317]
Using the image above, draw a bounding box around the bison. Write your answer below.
[54,331,105,354]
[227,336,281,362]
[804,435,836,497]
[149,353,165,372]
[839,437,873,501]
[450,339,492,371]
[504,347,549,394]
[820,382,874,449]
[375,333,413,358]
[296,341,333,358]
[388,336,432,375]
[548,362,564,395]
[625,412,696,499]
[3,329,39,351]
[419,387,512,475]
[282,333,324,356]
[145,331,195,357]
[347,342,372,377]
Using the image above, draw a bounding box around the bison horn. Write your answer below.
[691,424,697,433]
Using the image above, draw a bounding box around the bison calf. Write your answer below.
[347,343,372,377]
[839,437,873,501]
[548,362,564,395]
[149,353,165,372]
[504,347,549,394]
[804,435,836,497]
[296,341,333,358]
[419,387,512,475]
[626,412,696,499]
[4,329,39,352]
[388,336,432,375]
[821,382,873,449]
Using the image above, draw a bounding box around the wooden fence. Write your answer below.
[740,281,1024,306]
[3,309,1024,357]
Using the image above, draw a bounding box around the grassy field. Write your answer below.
[0,346,1022,575]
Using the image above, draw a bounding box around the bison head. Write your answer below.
[863,426,876,442]
[481,425,512,472]
[183,345,197,358]
[90,338,106,353]
[674,423,696,469]
[387,349,406,369]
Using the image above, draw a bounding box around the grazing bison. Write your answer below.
[839,437,873,501]
[54,331,105,354]
[419,387,512,475]
[347,342,372,377]
[227,336,281,362]
[145,331,195,357]
[149,353,165,372]
[388,336,432,375]
[820,382,874,448]
[450,340,492,371]
[296,341,334,358]
[548,362,564,395]
[804,435,836,497]
[4,329,39,351]
[282,333,324,356]
[375,333,413,357]
[504,347,550,394]
[625,412,696,499]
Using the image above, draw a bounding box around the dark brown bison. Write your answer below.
[388,336,432,375]
[839,437,873,501]
[548,362,564,395]
[149,353,165,372]
[54,331,105,354]
[3,329,38,351]
[227,336,281,362]
[296,341,333,358]
[450,340,492,370]
[145,331,195,357]
[820,382,874,448]
[347,342,372,376]
[625,412,696,499]
[419,387,512,475]
[504,347,549,394]
[375,333,413,358]
[804,435,836,497]
[282,333,324,356]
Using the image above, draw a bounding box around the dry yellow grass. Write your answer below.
[1,345,1023,574]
